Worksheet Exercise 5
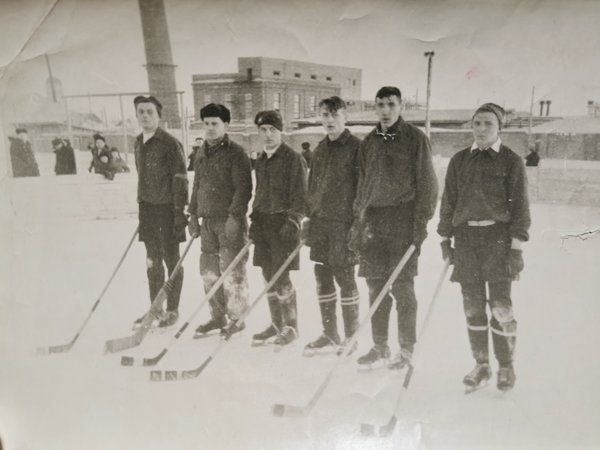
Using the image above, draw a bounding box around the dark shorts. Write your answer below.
[452,223,511,283]
[309,217,357,268]
[252,212,300,272]
[358,205,418,280]
[138,202,185,244]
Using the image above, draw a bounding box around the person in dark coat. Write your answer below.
[9,128,40,177]
[133,95,189,329]
[351,86,438,369]
[88,133,116,180]
[525,147,540,167]
[250,110,308,347]
[187,137,204,171]
[188,104,252,338]
[52,138,77,175]
[437,103,531,392]
[301,141,312,168]
[302,96,361,356]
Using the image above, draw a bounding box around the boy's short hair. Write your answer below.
[318,96,346,113]
[133,95,163,117]
[200,103,231,123]
[375,86,402,101]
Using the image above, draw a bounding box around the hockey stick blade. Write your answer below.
[271,403,309,418]
[37,339,75,355]
[378,415,398,437]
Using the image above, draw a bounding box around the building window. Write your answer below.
[203,94,211,105]
[224,94,233,119]
[352,79,356,86]
[273,71,281,76]
[273,93,281,111]
[247,68,253,80]
[326,76,332,81]
[309,96,316,114]
[293,94,300,119]
[244,93,253,120]
[294,73,301,78]
[310,74,317,80]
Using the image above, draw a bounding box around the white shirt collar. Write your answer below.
[142,130,156,143]
[471,137,502,152]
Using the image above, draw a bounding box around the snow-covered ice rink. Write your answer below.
[1,203,599,450]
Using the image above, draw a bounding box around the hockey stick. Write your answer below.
[149,240,303,382]
[361,260,450,437]
[37,225,139,355]
[121,240,253,367]
[104,237,197,354]
[271,244,416,418]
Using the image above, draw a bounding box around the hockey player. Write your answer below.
[351,86,438,369]
[188,104,252,338]
[250,110,308,347]
[437,103,530,392]
[302,96,361,356]
[132,95,188,329]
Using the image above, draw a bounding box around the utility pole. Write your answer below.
[45,54,57,102]
[528,86,535,147]
[424,51,435,138]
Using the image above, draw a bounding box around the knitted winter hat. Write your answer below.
[473,103,505,129]
[255,110,283,131]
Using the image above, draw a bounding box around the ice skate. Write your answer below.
[497,366,516,391]
[357,344,391,370]
[251,324,279,346]
[220,320,246,340]
[464,362,492,393]
[303,333,340,357]
[158,310,179,329]
[132,309,164,331]
[273,326,298,351]
[388,349,412,371]
[193,317,227,339]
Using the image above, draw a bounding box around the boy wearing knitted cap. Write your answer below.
[250,110,308,347]
[437,103,531,392]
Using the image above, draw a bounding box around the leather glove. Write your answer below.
[507,248,524,279]
[174,208,188,237]
[280,216,300,242]
[188,215,201,238]
[224,216,241,245]
[440,240,454,264]
[300,219,311,246]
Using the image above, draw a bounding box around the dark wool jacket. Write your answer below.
[188,135,252,219]
[9,138,40,177]
[437,144,531,241]
[252,142,308,224]
[307,129,360,224]
[54,142,77,175]
[134,127,188,209]
[354,117,438,226]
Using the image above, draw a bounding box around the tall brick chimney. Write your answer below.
[546,100,551,116]
[539,100,544,117]
[138,0,181,128]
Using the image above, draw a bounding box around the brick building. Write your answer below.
[191,57,362,129]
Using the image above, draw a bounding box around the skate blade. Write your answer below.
[193,330,221,340]
[251,338,275,347]
[464,379,490,394]
[302,346,337,357]
[357,358,389,372]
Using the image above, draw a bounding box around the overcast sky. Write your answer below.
[1,0,600,119]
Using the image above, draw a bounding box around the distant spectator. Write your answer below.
[9,128,40,177]
[110,148,131,173]
[52,137,77,175]
[187,136,204,171]
[301,141,312,168]
[88,133,116,180]
[525,147,540,167]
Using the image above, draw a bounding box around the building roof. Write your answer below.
[531,116,600,134]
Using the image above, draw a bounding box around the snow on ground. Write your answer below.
[1,203,599,450]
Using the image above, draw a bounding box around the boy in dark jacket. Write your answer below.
[188,104,252,337]
[250,110,308,347]
[437,103,531,391]
[351,86,438,369]
[133,96,189,329]
[302,96,361,356]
